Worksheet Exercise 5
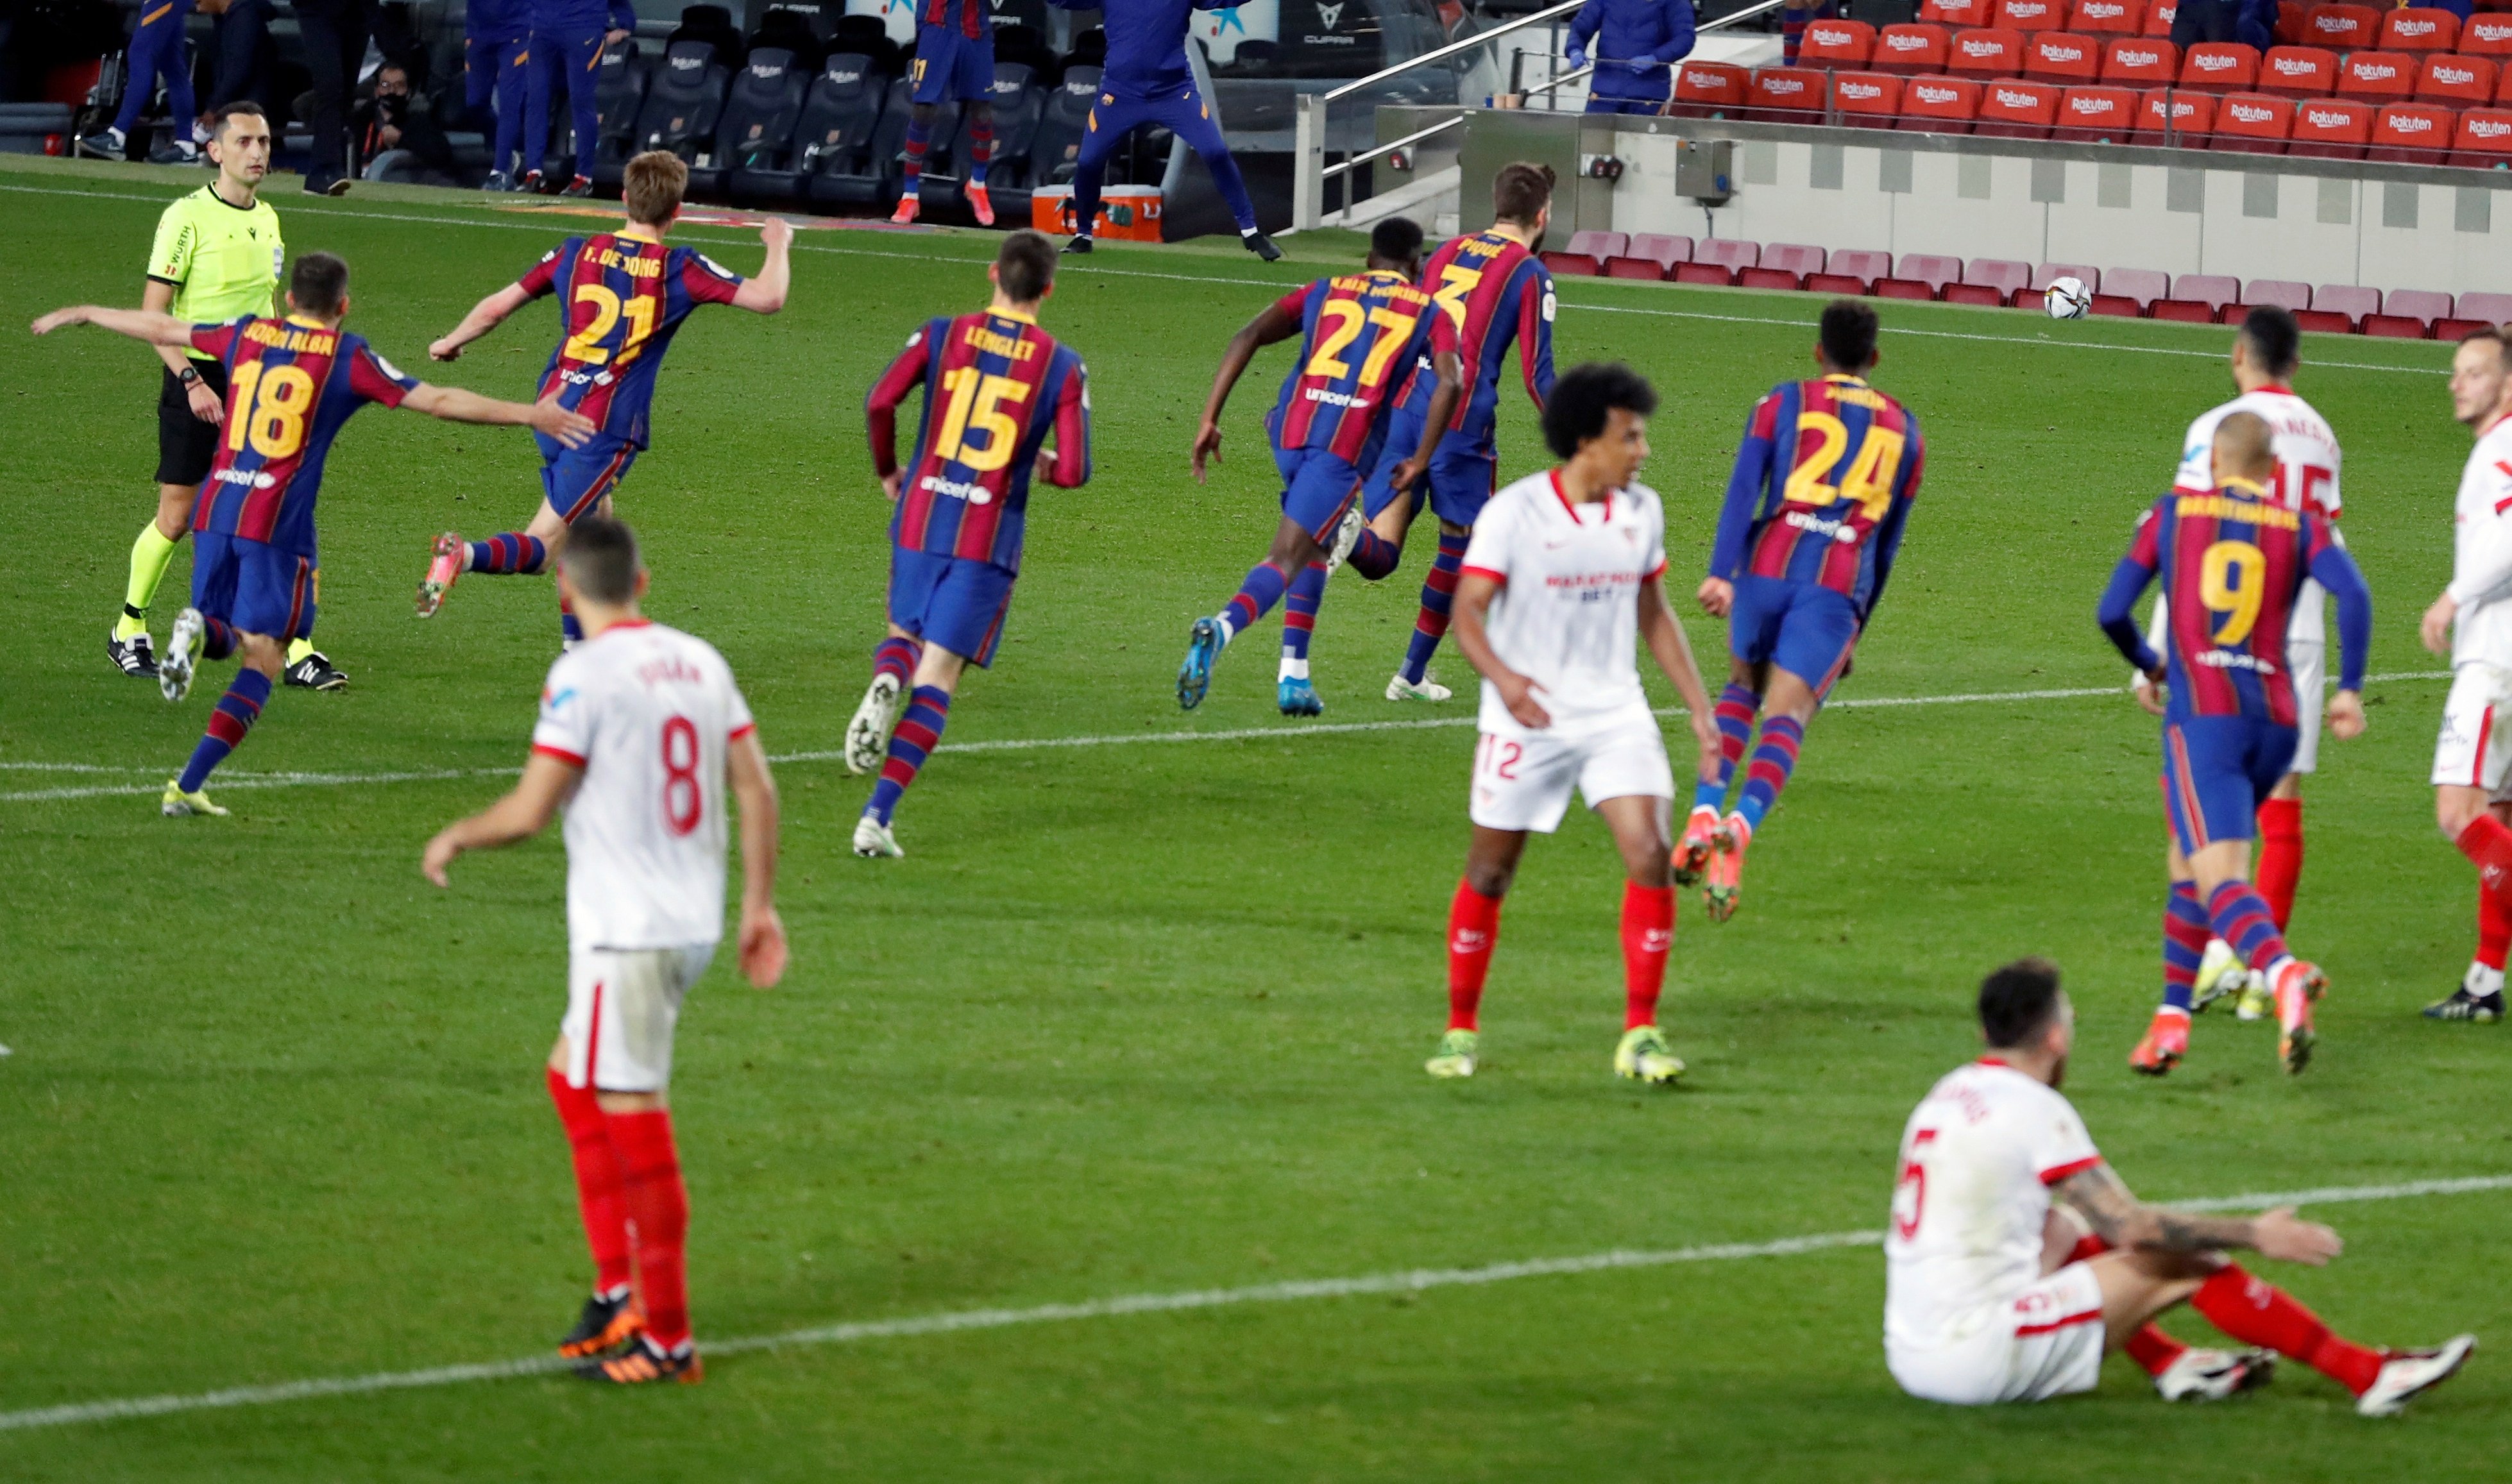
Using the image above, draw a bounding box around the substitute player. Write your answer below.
[520,0,636,195]
[77,0,201,161]
[416,152,790,644]
[2420,325,2512,1023]
[847,230,1091,858]
[1044,0,1279,260]
[890,0,1000,226]
[2098,413,2371,1076]
[1350,162,1559,704]
[31,253,594,817]
[1692,301,1923,921]
[2135,307,2344,1024]
[466,0,533,190]
[1887,956,2472,1413]
[1176,218,1459,716]
[423,515,786,1385]
[1424,364,1722,1084]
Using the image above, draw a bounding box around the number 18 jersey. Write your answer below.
[517,232,745,448]
[531,619,756,952]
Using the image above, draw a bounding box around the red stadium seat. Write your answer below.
[1834,72,1906,124]
[1897,253,1967,293]
[1802,18,1876,64]
[1742,242,1827,292]
[1820,249,1896,292]
[2154,273,2239,321]
[2056,83,2139,137]
[2310,283,2380,333]
[2143,0,2178,35]
[1678,237,1760,287]
[2212,92,2294,151]
[1747,67,1830,120]
[1949,27,2029,77]
[1948,257,2031,306]
[2447,292,2512,341]
[2378,6,2461,52]
[2467,13,2512,55]
[2259,46,2338,98]
[2135,85,2217,142]
[1921,0,1992,23]
[2100,267,2169,314]
[2369,288,2453,338]
[1669,60,1751,116]
[2025,31,2103,81]
[2305,4,2380,50]
[1616,233,1693,274]
[2070,0,2144,33]
[1978,78,2064,135]
[2452,107,2512,166]
[1541,252,1600,277]
[2243,279,2313,310]
[2289,96,2375,156]
[2180,43,2260,92]
[2101,36,2179,83]
[1995,0,2066,31]
[2370,99,2455,160]
[2418,53,2498,106]
[2336,51,2418,100]
[1875,24,1955,74]
[1900,74,1985,130]
[2273,3,2311,44]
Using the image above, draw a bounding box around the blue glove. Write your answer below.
[1566,44,1588,69]
[1627,52,1659,70]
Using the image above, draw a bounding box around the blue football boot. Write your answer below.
[1178,617,1221,711]
[1277,677,1323,716]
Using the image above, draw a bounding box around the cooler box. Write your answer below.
[1029,185,1164,240]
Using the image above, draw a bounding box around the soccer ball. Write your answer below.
[2044,277,2092,319]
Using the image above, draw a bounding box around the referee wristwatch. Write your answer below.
[178,366,205,388]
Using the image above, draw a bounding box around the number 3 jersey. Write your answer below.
[516,232,745,448]
[530,619,757,951]
[1711,373,1926,620]
[185,315,420,561]
[1391,228,1555,453]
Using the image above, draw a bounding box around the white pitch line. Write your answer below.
[3,1170,2503,1435]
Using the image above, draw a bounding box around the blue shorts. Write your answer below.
[538,432,638,523]
[1273,446,1364,543]
[1361,415,1496,529]
[888,547,1016,667]
[911,24,994,105]
[2162,715,2297,856]
[1728,575,1860,696]
[192,531,318,641]
[1082,81,1232,164]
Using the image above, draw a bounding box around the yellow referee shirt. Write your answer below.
[147,184,283,363]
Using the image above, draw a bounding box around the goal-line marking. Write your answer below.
[2,1171,2502,1435]
[0,671,2451,804]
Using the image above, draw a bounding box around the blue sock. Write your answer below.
[2163,881,2209,1013]
[1281,562,1325,667]
[178,668,272,793]
[1698,682,1760,812]
[468,533,547,575]
[1401,532,1470,684]
[866,684,951,825]
[1736,714,1803,833]
[1220,560,1289,643]
[561,598,583,646]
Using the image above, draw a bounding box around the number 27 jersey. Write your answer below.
[531,619,756,952]
[517,233,745,448]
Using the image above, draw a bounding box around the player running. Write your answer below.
[1888,956,2473,1413]
[1349,162,1559,705]
[423,515,786,1385]
[30,253,594,818]
[2135,307,2345,1024]
[1691,301,1923,921]
[890,0,1000,226]
[1423,364,1722,1084]
[2420,326,2512,1023]
[1044,0,1280,260]
[1176,219,1459,715]
[416,151,790,643]
[2098,412,2371,1076]
[846,231,1092,859]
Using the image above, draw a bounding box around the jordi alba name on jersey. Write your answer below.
[1726,375,1924,609]
[1398,230,1555,446]
[2130,480,2338,725]
[186,316,418,561]
[1266,269,1439,468]
[518,233,743,448]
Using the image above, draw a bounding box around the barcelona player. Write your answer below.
[415,153,790,643]
[1352,163,1559,704]
[30,252,595,818]
[2098,412,2372,1076]
[847,230,1092,859]
[1176,218,1460,714]
[890,0,999,226]
[1692,301,1924,920]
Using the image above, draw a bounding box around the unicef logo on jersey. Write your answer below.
[919,472,994,505]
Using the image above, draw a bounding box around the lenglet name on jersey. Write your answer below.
[961,325,1040,362]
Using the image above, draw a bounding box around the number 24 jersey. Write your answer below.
[516,233,746,448]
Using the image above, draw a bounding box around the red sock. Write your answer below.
[2255,797,2303,931]
[2455,814,2512,910]
[1620,881,1674,1030]
[2480,875,2511,972]
[2190,1265,2384,1395]
[607,1108,692,1351]
[547,1067,633,1293]
[2125,1324,2189,1377]
[1447,879,1501,1031]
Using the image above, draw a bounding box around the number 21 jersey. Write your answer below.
[531,619,756,951]
[516,233,746,448]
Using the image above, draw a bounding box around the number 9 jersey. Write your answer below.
[517,233,746,448]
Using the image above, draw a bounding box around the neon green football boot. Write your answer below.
[1425,1028,1478,1079]
[1614,1025,1687,1085]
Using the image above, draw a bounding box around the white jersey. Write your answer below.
[1884,1059,2102,1353]
[2448,412,2512,670]
[530,619,756,951]
[1459,469,1667,731]
[2166,385,2345,644]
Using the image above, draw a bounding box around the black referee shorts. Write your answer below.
[157,358,229,487]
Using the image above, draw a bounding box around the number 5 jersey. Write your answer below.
[516,232,747,448]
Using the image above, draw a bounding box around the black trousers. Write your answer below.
[295,0,375,182]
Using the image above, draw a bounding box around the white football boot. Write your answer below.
[2356,1335,2475,1417]
[845,674,903,775]
[2153,1347,2273,1402]
[1386,671,1452,702]
[852,815,904,859]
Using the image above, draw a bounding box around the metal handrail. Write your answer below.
[1320,60,1602,181]
[1323,0,1588,103]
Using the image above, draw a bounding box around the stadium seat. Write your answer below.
[2467,13,2512,55]
[2180,42,2260,92]
[2259,46,2338,99]
[2305,4,2380,50]
[1950,28,2030,76]
[2099,267,2169,315]
[1894,253,1967,297]
[1817,248,1895,292]
[828,15,904,77]
[1978,78,2064,135]
[1876,25,1955,74]
[2273,3,2312,45]
[2240,280,2313,314]
[2070,0,2145,34]
[1835,72,1906,124]
[1747,67,1831,120]
[2452,106,2512,165]
[2289,96,2375,156]
[2378,6,2461,51]
[2309,283,2380,332]
[2102,37,2179,84]
[2418,53,2499,106]
[2020,261,2103,307]
[1543,230,1627,276]
[749,7,827,72]
[1744,242,1828,291]
[1802,18,1877,64]
[589,40,652,186]
[2154,273,2239,321]
[668,4,747,69]
[2368,288,2452,337]
[2136,85,2216,142]
[1900,73,1985,129]
[1670,61,1751,116]
[1948,257,2032,305]
[1679,238,1761,285]
[745,53,883,205]
[1921,0,1992,24]
[690,47,808,198]
[2143,0,2178,35]
[1016,66,1099,198]
[2212,91,2294,151]
[2336,51,2418,100]
[1995,0,2066,30]
[2026,31,2102,81]
[2442,291,2512,339]
[620,40,731,173]
[817,78,925,207]
[1606,234,1692,279]
[2370,100,2456,160]
[2055,84,2139,138]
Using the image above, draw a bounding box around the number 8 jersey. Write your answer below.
[517,233,746,448]
[531,619,757,951]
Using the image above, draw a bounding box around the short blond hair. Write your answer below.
[622,152,688,227]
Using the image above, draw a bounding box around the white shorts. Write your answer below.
[2286,639,2324,777]
[2432,662,2512,797]
[1885,1261,2106,1406]
[562,943,715,1093]
[1469,701,1675,834]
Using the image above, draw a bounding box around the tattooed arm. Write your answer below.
[2055,1163,2343,1266]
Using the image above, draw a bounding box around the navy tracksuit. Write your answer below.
[1566,0,1696,114]
[468,0,532,175]
[525,0,637,180]
[1046,0,1258,235]
[114,0,196,139]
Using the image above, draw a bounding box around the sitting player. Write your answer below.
[1176,218,1459,715]
[29,253,593,817]
[846,231,1091,858]
[423,516,787,1384]
[890,0,999,226]
[1423,363,1722,1085]
[1887,957,2472,1413]
[1691,301,1923,920]
[416,151,790,643]
[2098,412,2371,1075]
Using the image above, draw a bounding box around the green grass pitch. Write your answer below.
[3,154,2508,1480]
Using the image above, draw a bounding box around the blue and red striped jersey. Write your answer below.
[1394,229,1555,450]
[921,0,987,37]
[866,308,1092,572]
[185,315,418,561]
[1264,269,1441,468]
[516,233,743,448]
[1710,374,1926,619]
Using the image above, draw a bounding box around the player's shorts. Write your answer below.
[2432,661,2512,797]
[1885,1261,2106,1406]
[2162,714,2298,856]
[888,546,1016,667]
[191,530,318,641]
[2286,638,2325,777]
[1470,698,1674,834]
[1362,414,1497,530]
[1273,446,1364,544]
[538,431,638,523]
[156,358,230,487]
[910,24,994,105]
[562,943,716,1093]
[1729,574,1860,697]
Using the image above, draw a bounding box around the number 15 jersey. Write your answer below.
[517,232,746,448]
[531,619,757,952]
